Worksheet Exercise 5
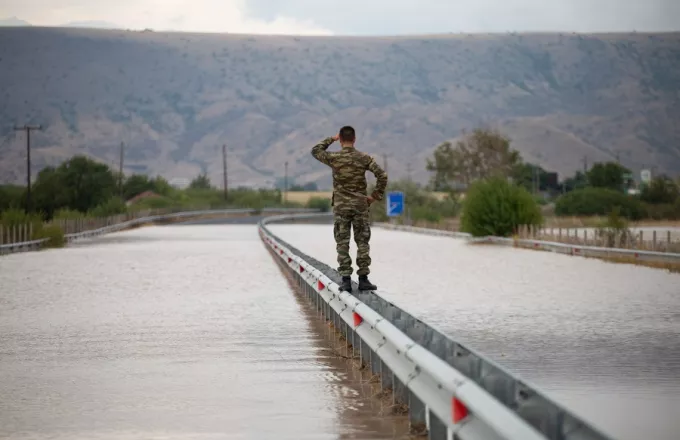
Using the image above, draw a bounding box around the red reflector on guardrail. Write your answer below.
[279,249,284,255]
[288,257,292,263]
[299,265,305,273]
[353,312,363,326]
[452,397,468,423]
[317,280,325,291]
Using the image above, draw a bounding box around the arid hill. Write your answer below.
[1,27,679,188]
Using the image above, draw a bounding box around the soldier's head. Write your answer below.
[339,126,356,147]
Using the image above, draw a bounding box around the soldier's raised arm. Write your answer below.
[311,136,337,167]
[367,157,388,201]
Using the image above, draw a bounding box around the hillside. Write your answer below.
[1,27,679,189]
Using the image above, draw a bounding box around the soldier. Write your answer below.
[311,126,388,292]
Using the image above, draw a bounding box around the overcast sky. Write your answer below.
[1,0,678,35]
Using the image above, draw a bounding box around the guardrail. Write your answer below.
[0,208,319,256]
[375,223,680,264]
[259,213,615,440]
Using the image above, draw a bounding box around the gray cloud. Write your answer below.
[0,0,678,34]
[243,0,680,34]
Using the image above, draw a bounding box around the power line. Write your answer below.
[13,124,42,213]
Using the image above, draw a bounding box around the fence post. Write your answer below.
[0,224,3,245]
[667,230,672,252]
[652,230,657,252]
[638,231,643,250]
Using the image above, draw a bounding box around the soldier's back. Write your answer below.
[328,147,373,214]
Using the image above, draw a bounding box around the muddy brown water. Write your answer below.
[0,225,410,440]
[271,224,680,440]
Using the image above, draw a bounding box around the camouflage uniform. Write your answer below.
[311,137,388,277]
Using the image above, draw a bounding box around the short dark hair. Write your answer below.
[339,126,356,143]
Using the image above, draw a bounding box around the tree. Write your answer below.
[57,156,117,212]
[586,162,631,191]
[427,128,521,190]
[0,185,25,212]
[563,171,588,192]
[189,172,212,190]
[31,156,117,216]
[123,174,153,200]
[511,163,559,193]
[555,187,646,220]
[460,176,542,237]
[641,175,679,205]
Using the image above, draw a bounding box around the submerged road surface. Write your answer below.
[270,223,680,440]
[0,225,408,440]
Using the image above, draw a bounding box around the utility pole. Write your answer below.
[582,155,588,174]
[14,124,42,213]
[284,161,288,204]
[222,144,228,200]
[406,163,412,182]
[118,142,124,197]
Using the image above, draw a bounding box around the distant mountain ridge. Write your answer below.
[0,17,118,29]
[0,17,31,27]
[1,27,679,189]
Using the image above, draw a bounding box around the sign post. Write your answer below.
[386,191,405,223]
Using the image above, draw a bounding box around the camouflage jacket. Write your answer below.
[311,137,388,214]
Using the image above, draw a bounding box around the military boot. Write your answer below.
[358,275,377,291]
[340,276,352,292]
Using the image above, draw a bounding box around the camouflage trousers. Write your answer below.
[333,210,372,277]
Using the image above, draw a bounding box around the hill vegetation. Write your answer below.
[1,27,679,189]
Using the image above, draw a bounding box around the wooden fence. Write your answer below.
[517,225,680,253]
[0,209,165,246]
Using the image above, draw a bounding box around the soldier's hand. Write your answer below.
[366,196,375,205]
[331,134,340,141]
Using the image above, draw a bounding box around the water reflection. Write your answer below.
[0,225,409,440]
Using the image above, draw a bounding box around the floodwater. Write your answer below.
[270,224,680,440]
[0,225,409,440]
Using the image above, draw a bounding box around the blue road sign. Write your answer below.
[386,191,405,217]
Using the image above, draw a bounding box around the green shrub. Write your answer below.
[53,208,83,220]
[555,187,646,220]
[34,224,66,248]
[411,205,442,223]
[368,180,461,223]
[461,176,542,237]
[0,208,45,237]
[643,200,680,220]
[129,195,176,210]
[88,196,127,217]
[306,197,331,212]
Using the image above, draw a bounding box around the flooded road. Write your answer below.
[270,224,680,440]
[0,225,408,440]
